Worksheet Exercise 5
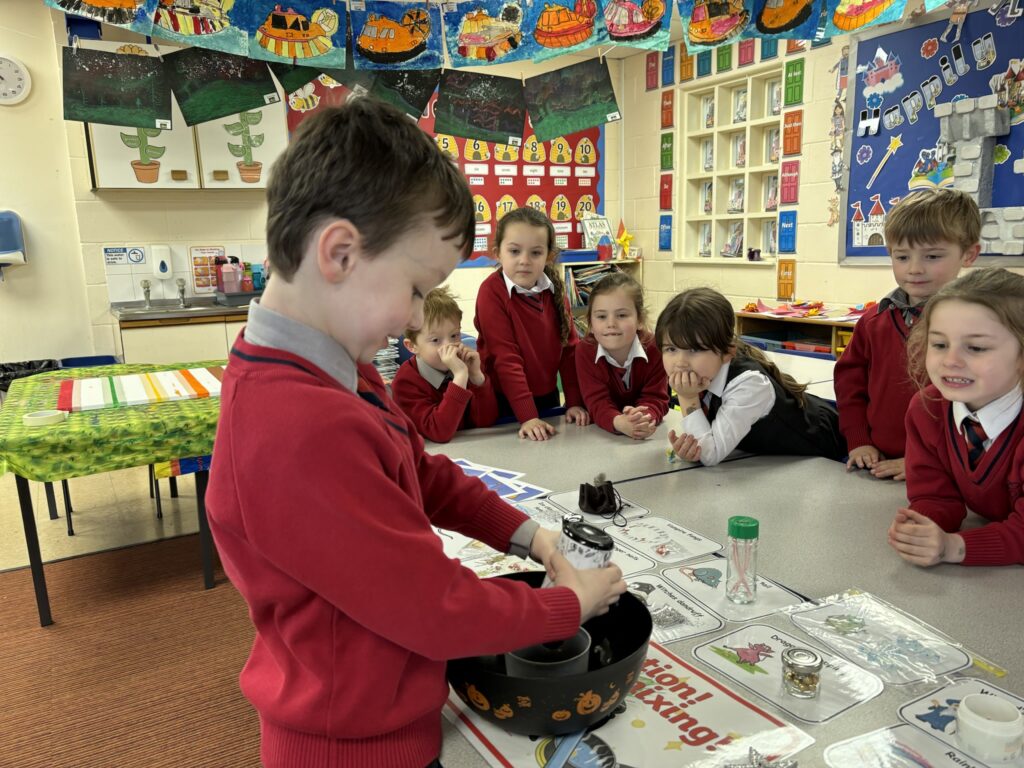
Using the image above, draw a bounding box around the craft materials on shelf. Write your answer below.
[56,367,224,412]
[782,648,823,699]
[726,515,759,605]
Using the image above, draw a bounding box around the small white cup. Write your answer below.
[955,692,1024,763]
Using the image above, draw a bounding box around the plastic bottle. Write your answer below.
[726,515,758,604]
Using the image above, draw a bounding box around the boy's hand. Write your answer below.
[668,429,702,463]
[528,527,560,568]
[888,507,964,566]
[669,370,709,399]
[846,444,882,471]
[456,346,485,386]
[871,457,905,481]
[519,417,557,441]
[548,551,626,623]
[565,406,591,426]
[439,344,469,388]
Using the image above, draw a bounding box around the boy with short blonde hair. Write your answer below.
[392,286,498,443]
[836,188,980,480]
[206,99,625,768]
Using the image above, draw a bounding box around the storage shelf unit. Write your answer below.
[678,65,784,264]
[735,312,857,360]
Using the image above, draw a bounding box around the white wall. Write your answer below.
[0,2,92,362]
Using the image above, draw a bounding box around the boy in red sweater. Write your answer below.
[392,286,498,443]
[205,100,625,768]
[835,189,979,481]
[890,268,1024,567]
[475,207,589,441]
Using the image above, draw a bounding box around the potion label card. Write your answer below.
[444,640,814,768]
[790,592,971,685]
[463,552,543,578]
[825,723,980,768]
[514,496,579,529]
[898,678,1024,764]
[606,517,722,563]
[612,546,658,578]
[544,489,651,524]
[693,625,884,724]
[626,574,723,643]
[662,556,804,623]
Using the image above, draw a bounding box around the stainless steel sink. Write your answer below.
[111,299,249,321]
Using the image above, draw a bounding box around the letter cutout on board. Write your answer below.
[900,91,925,124]
[857,108,881,136]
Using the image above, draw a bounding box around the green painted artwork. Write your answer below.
[120,127,166,184]
[716,45,733,74]
[523,58,621,144]
[660,133,674,171]
[784,59,805,107]
[62,47,172,130]
[225,111,266,184]
[165,47,279,127]
[268,62,322,96]
[435,69,526,145]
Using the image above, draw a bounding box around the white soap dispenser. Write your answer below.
[152,244,172,279]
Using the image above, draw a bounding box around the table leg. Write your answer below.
[154,477,163,520]
[195,470,214,589]
[169,476,178,498]
[16,475,53,627]
[44,482,58,520]
[62,479,75,536]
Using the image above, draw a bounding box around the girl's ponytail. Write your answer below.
[544,263,573,346]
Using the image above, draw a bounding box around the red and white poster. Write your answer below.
[286,81,602,264]
[659,174,673,210]
[646,52,659,91]
[444,642,813,767]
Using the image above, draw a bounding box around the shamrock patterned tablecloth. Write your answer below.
[0,361,225,482]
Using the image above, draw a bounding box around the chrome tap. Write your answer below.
[176,277,188,308]
[141,279,151,309]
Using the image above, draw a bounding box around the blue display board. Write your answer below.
[843,7,1023,258]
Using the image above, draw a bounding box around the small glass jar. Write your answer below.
[782,647,823,699]
[726,515,758,604]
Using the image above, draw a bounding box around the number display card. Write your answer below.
[898,678,1024,765]
[693,625,884,724]
[445,641,814,768]
[607,517,721,564]
[626,573,723,643]
[825,723,979,768]
[662,556,804,622]
[789,592,971,685]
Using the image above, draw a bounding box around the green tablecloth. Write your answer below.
[0,361,224,482]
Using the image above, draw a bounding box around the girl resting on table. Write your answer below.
[657,287,844,466]
[475,207,589,441]
[890,268,1024,567]
[575,272,669,439]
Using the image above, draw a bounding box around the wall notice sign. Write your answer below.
[190,245,224,295]
[104,247,128,265]
[127,247,146,264]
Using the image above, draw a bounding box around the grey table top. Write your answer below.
[433,447,1021,767]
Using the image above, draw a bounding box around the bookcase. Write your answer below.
[678,63,785,265]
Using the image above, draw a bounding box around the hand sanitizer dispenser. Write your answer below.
[151,243,172,279]
[0,211,27,282]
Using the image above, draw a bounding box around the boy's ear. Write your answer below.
[402,337,417,354]
[316,219,361,284]
[961,243,981,267]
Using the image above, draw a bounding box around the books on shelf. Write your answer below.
[563,263,624,310]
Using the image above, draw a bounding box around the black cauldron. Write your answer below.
[447,571,652,737]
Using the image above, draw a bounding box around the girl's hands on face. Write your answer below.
[669,370,709,399]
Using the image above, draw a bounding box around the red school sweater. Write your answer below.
[575,333,669,435]
[474,269,582,423]
[206,336,580,768]
[391,355,499,443]
[834,304,918,458]
[904,386,1024,566]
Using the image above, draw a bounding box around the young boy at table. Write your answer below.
[835,189,980,481]
[205,100,625,768]
[392,287,499,443]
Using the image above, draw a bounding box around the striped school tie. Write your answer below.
[963,418,988,470]
[699,390,710,418]
[518,292,544,313]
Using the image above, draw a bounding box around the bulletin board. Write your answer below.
[286,80,604,268]
[842,7,1023,258]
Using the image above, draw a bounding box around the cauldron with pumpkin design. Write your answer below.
[447,571,652,736]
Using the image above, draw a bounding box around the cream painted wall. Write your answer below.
[0,2,93,362]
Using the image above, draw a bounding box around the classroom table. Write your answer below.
[0,361,223,627]
[430,449,1022,767]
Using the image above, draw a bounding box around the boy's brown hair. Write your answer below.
[884,189,981,251]
[404,286,463,342]
[907,267,1024,391]
[265,99,475,281]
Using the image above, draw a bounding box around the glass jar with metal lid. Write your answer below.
[782,647,823,698]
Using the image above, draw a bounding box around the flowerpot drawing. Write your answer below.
[131,160,161,184]
[237,161,263,183]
